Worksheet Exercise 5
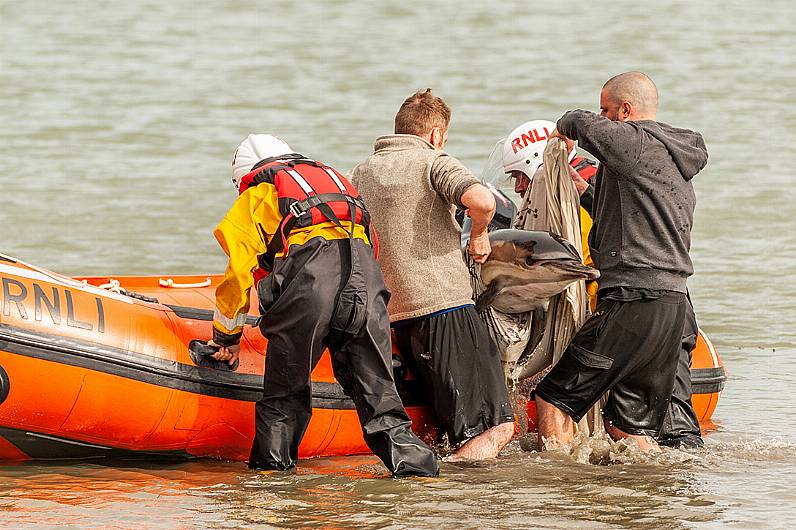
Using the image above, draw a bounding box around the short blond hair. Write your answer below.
[394,89,451,136]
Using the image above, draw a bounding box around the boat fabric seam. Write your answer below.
[25,431,114,450]
[0,425,195,461]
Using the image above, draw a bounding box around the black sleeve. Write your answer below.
[213,328,242,347]
[580,184,594,216]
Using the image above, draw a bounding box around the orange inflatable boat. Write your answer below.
[0,255,725,462]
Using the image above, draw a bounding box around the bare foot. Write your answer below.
[605,421,662,453]
[449,422,514,461]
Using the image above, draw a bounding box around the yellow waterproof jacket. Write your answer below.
[212,182,369,339]
[580,206,598,312]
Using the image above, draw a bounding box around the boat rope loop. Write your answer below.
[158,278,212,289]
[96,278,159,304]
[98,279,123,294]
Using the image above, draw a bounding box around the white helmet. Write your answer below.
[502,120,560,179]
[231,134,293,189]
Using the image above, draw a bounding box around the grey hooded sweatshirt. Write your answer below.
[557,110,708,294]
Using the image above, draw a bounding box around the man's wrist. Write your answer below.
[574,177,589,195]
[470,228,489,239]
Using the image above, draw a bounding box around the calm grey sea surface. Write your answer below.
[1,1,795,528]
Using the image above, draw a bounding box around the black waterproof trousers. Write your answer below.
[394,306,515,445]
[248,237,439,477]
[658,299,704,448]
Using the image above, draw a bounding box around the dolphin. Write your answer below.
[475,229,600,314]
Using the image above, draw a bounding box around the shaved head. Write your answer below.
[600,72,659,120]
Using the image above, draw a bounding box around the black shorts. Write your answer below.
[535,292,686,437]
[393,306,515,445]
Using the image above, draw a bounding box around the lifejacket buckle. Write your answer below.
[289,201,308,218]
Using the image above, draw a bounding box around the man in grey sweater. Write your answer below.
[535,72,709,451]
[351,90,515,461]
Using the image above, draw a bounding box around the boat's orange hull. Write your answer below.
[0,258,724,462]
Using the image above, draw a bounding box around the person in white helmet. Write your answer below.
[200,133,439,476]
[502,120,599,306]
[229,133,293,189]
[503,120,572,196]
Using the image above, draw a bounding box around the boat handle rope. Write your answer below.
[95,278,160,303]
[159,278,212,288]
[98,279,124,293]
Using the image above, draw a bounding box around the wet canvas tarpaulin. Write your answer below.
[475,138,602,434]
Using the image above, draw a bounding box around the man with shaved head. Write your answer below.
[534,72,709,452]
[600,71,659,120]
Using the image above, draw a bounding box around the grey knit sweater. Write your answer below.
[351,135,479,322]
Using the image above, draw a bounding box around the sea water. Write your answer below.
[1,1,794,528]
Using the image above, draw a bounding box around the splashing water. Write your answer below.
[533,431,703,466]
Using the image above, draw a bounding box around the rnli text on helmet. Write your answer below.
[511,127,552,154]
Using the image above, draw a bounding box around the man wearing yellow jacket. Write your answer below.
[206,134,438,476]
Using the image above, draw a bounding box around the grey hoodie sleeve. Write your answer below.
[557,110,642,173]
[430,153,480,208]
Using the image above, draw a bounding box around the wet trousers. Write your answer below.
[658,299,704,447]
[248,237,438,476]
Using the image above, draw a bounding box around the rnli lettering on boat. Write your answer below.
[510,126,552,154]
[0,276,105,333]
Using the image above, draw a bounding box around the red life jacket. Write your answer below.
[237,154,377,276]
[571,156,597,181]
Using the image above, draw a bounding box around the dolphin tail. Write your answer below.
[514,306,548,368]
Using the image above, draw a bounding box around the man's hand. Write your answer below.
[550,129,575,154]
[467,230,491,264]
[568,165,590,196]
[208,339,241,367]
